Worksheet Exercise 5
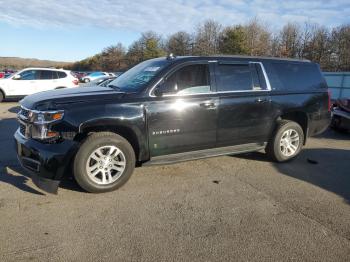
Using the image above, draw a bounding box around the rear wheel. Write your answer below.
[74,132,136,193]
[266,120,304,162]
[0,91,4,102]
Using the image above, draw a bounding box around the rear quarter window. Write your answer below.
[58,71,67,78]
[267,62,327,91]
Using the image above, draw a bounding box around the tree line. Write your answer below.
[69,19,350,72]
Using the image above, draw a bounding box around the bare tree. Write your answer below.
[69,20,350,72]
[279,22,301,58]
[329,25,350,71]
[298,22,316,59]
[193,20,222,55]
[100,43,127,71]
[243,18,272,56]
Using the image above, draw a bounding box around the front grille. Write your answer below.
[19,107,31,119]
[19,123,26,137]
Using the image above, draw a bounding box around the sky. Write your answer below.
[0,0,349,62]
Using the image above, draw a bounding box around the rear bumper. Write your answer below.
[14,130,78,194]
[308,111,332,136]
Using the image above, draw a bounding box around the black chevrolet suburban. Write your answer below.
[14,56,331,194]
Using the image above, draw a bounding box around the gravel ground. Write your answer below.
[0,102,349,262]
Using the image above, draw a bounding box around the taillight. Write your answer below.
[327,89,332,112]
[72,79,79,86]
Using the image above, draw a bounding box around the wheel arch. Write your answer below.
[76,121,146,162]
[0,87,5,98]
[278,111,309,144]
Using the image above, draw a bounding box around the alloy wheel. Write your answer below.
[86,146,126,185]
[279,129,300,157]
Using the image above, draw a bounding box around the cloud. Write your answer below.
[0,0,349,33]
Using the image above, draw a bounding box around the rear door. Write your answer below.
[35,70,56,93]
[215,61,274,147]
[146,62,218,157]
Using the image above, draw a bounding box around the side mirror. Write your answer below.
[13,75,21,80]
[153,86,163,97]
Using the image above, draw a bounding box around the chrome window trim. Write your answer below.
[249,62,272,91]
[149,61,272,97]
[148,78,164,97]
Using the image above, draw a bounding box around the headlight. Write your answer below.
[17,108,64,141]
[31,124,60,140]
[33,111,64,124]
[31,110,63,140]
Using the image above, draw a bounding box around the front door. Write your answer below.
[146,62,218,157]
[8,69,38,96]
[215,61,274,147]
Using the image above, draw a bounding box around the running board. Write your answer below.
[145,143,266,166]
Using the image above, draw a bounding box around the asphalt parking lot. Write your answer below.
[0,102,349,261]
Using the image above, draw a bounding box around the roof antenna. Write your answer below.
[167,53,176,60]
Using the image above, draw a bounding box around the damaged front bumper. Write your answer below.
[14,129,78,194]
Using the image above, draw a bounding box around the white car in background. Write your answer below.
[81,72,109,83]
[0,68,79,102]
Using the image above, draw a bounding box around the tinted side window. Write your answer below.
[19,70,37,80]
[270,62,327,90]
[39,70,53,80]
[162,64,210,95]
[52,71,59,79]
[58,72,67,78]
[216,64,253,91]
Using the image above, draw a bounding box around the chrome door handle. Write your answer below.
[200,102,216,109]
[255,98,270,103]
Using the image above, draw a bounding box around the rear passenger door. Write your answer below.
[35,70,56,93]
[215,61,274,147]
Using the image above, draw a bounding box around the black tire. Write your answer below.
[73,132,136,193]
[266,120,304,162]
[0,91,4,102]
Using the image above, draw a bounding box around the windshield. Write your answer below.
[108,59,170,92]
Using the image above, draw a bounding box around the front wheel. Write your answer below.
[0,91,3,102]
[74,132,136,193]
[266,120,304,162]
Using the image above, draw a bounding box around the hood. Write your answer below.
[20,85,125,110]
